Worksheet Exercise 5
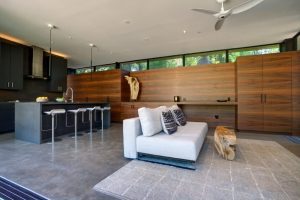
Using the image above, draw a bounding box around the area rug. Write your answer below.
[0,176,49,200]
[94,137,300,200]
[286,135,300,144]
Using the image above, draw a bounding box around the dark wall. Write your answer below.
[0,79,62,102]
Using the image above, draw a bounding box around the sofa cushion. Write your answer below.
[170,105,186,126]
[138,106,167,137]
[136,122,208,161]
[161,110,177,134]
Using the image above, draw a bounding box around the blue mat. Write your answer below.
[286,136,300,144]
[0,176,49,200]
[138,153,196,170]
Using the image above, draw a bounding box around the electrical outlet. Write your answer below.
[214,115,219,119]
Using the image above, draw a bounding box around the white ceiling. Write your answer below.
[0,0,299,68]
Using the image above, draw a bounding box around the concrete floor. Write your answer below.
[0,124,299,200]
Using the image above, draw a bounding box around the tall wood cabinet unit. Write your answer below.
[237,52,293,133]
[292,52,300,136]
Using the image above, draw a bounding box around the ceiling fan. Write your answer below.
[191,0,264,31]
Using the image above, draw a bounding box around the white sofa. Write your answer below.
[123,117,208,161]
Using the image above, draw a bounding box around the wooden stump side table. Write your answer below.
[214,126,237,161]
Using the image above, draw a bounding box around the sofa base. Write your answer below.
[137,153,196,170]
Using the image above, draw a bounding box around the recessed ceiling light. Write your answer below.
[89,43,96,47]
[143,37,150,41]
[183,30,187,34]
[68,35,72,39]
[124,20,131,24]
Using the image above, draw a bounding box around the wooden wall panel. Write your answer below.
[181,105,236,128]
[292,52,300,135]
[67,69,128,122]
[124,63,236,127]
[121,102,236,128]
[130,63,236,102]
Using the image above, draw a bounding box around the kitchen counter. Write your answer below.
[15,102,110,144]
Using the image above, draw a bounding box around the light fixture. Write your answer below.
[89,43,96,79]
[183,30,187,34]
[48,24,56,77]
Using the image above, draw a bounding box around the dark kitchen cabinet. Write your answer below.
[0,103,15,133]
[48,54,67,92]
[0,41,23,90]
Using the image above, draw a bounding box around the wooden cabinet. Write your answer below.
[292,52,300,136]
[262,54,292,132]
[237,53,292,133]
[0,41,23,90]
[237,55,264,131]
[48,54,67,92]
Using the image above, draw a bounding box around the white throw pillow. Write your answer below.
[138,106,167,136]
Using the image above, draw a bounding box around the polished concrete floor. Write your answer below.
[0,124,299,200]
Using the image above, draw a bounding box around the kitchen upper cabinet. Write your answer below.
[0,41,23,90]
[48,54,67,92]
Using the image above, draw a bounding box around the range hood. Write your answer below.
[26,46,49,79]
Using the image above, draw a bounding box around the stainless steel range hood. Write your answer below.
[27,46,48,79]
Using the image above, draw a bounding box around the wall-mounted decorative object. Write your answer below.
[174,96,180,102]
[125,76,139,101]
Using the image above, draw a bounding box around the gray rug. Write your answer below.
[94,137,300,200]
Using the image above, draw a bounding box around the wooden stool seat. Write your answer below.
[214,126,237,161]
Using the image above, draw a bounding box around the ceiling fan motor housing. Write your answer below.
[217,0,227,3]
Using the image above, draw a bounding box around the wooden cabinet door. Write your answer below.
[48,55,67,92]
[292,52,300,135]
[263,53,292,133]
[237,55,264,131]
[0,42,11,89]
[10,44,23,90]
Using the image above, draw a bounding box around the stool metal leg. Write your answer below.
[89,110,93,134]
[74,113,77,141]
[101,110,104,133]
[51,114,55,151]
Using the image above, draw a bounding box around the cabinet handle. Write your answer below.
[264,94,267,104]
[11,82,14,88]
[7,82,10,88]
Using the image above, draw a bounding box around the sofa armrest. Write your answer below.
[123,117,142,159]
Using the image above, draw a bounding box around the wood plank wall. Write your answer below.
[67,69,129,122]
[128,63,237,128]
[292,52,300,135]
[131,63,236,102]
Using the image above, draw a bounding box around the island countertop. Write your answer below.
[15,102,110,144]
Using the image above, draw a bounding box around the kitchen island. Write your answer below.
[15,102,110,144]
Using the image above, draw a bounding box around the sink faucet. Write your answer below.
[65,87,73,103]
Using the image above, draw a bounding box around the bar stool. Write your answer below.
[86,107,97,134]
[95,106,111,133]
[68,108,87,140]
[44,109,66,150]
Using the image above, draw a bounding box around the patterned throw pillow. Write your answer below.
[161,110,177,134]
[171,105,187,126]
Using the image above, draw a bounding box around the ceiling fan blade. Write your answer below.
[191,8,218,15]
[230,0,264,15]
[215,19,225,31]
